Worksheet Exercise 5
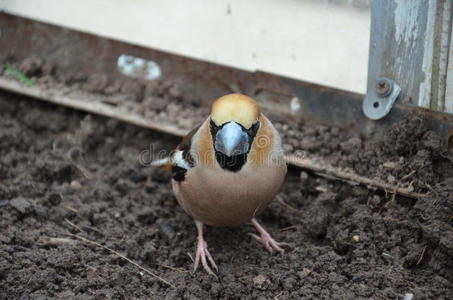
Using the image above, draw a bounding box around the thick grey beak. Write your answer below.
[214,121,250,157]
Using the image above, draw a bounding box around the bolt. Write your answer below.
[375,78,393,97]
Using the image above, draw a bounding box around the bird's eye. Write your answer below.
[210,119,220,134]
[247,121,260,137]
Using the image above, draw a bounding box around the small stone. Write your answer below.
[383,161,398,169]
[352,235,360,242]
[387,175,396,183]
[297,268,312,279]
[403,293,414,300]
[10,197,32,214]
[70,180,82,191]
[315,186,327,193]
[253,274,271,290]
[300,171,309,184]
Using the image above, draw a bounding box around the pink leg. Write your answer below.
[249,218,289,253]
[193,221,218,275]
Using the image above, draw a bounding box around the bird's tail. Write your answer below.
[150,157,172,172]
[150,157,170,167]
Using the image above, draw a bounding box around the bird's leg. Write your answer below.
[249,218,289,253]
[193,220,218,275]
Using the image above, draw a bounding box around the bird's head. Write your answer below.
[210,93,260,158]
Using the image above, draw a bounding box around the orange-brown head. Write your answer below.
[211,94,260,129]
[209,94,261,171]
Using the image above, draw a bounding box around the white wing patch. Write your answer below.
[172,150,191,170]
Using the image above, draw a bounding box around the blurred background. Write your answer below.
[1,0,370,94]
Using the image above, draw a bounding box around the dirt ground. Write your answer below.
[1,89,452,299]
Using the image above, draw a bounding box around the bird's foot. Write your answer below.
[249,218,289,254]
[193,221,218,276]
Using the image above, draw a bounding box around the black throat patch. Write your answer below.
[210,119,260,172]
[214,151,247,172]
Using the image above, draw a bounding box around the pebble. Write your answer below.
[10,197,32,214]
[300,171,309,184]
[253,274,271,290]
[70,180,82,191]
[297,268,312,279]
[383,161,398,169]
[403,293,414,300]
[387,175,396,183]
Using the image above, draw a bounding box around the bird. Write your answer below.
[164,93,288,275]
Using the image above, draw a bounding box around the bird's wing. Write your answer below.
[170,124,201,181]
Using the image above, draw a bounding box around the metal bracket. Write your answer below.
[363,77,401,120]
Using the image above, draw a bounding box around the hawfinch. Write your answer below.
[169,93,287,274]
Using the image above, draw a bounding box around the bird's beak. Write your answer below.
[214,121,250,157]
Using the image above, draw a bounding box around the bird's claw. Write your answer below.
[249,218,289,254]
[193,238,218,276]
[248,232,289,254]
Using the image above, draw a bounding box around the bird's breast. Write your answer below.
[172,163,286,227]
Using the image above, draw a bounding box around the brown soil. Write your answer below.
[1,89,453,299]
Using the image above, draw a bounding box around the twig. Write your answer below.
[63,219,175,288]
[416,245,427,265]
[72,163,92,179]
[38,237,79,246]
[401,170,416,181]
[81,224,105,236]
[286,155,426,200]
[274,291,284,300]
[278,225,297,232]
[379,186,398,212]
[65,218,85,233]
[65,206,79,214]
[156,264,190,274]
[275,195,299,212]
[63,232,176,288]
